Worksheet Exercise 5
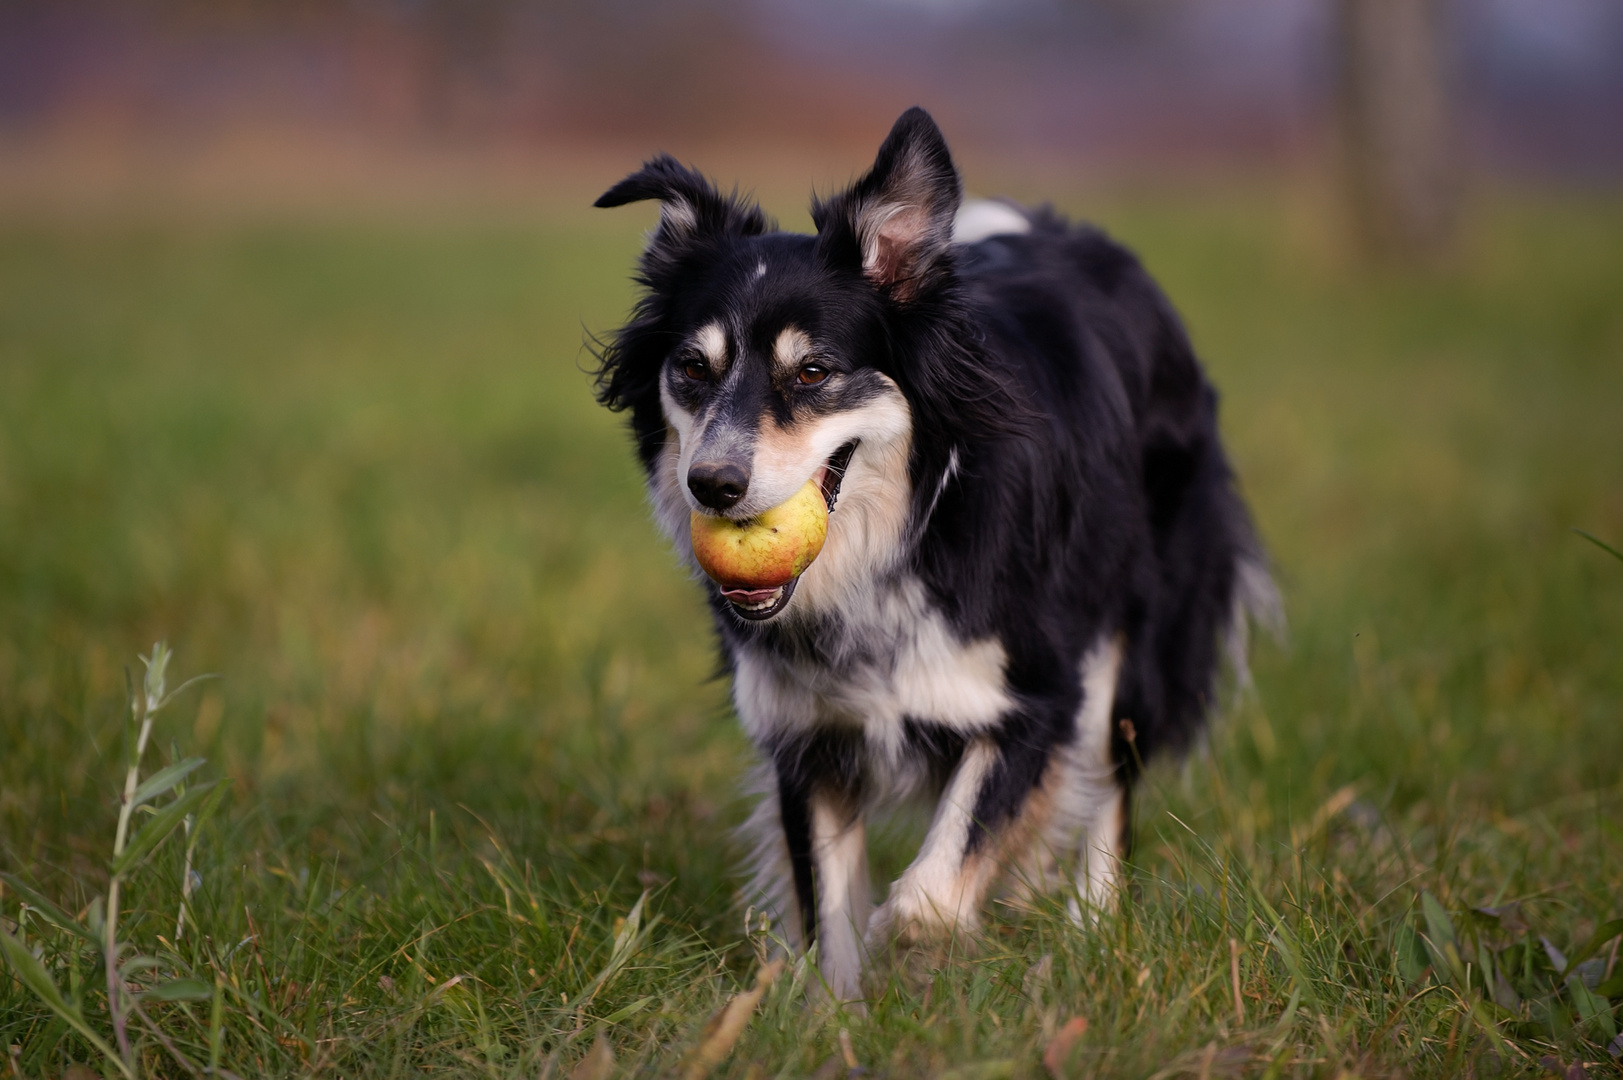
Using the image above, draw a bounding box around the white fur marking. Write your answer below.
[887,611,1009,728]
[694,321,727,367]
[781,390,912,606]
[771,326,812,376]
[1072,637,1126,917]
[649,430,693,557]
[952,199,1031,244]
[731,577,1013,755]
[917,446,960,534]
[1226,555,1283,691]
[811,796,869,1001]
[1080,787,1125,914]
[652,371,699,553]
[660,198,697,235]
[754,260,767,279]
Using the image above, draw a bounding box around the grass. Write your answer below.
[1,186,1621,1078]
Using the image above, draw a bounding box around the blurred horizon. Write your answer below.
[3,0,1620,219]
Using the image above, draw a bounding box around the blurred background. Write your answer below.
[3,0,1621,241]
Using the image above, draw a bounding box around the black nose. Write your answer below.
[688,460,750,510]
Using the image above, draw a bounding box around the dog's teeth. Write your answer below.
[733,585,785,613]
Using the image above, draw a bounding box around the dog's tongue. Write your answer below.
[720,585,783,605]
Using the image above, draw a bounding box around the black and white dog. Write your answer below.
[593,108,1274,1000]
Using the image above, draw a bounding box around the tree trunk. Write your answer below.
[1336,0,1462,263]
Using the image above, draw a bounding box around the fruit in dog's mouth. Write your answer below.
[690,478,829,602]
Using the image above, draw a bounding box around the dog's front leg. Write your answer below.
[867,734,1047,948]
[776,771,870,1003]
[810,791,870,1002]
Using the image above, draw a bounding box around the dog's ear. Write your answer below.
[595,155,769,260]
[814,107,962,302]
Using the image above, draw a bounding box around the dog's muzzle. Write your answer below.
[722,440,858,623]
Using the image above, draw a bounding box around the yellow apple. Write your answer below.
[690,478,829,588]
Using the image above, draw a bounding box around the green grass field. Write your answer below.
[2,189,1621,1078]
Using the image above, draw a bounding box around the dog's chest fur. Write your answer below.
[734,573,1010,732]
[652,407,1010,796]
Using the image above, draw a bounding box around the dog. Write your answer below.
[592,107,1275,1001]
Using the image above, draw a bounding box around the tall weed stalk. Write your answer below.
[1,642,227,1079]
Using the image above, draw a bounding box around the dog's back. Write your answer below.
[952,213,1273,770]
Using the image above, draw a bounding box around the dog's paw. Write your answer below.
[864,894,927,951]
[865,888,979,952]
[862,896,972,995]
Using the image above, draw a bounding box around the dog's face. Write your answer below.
[595,110,966,621]
[651,240,916,618]
[656,240,907,523]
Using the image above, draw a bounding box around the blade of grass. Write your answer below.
[131,757,207,808]
[1572,528,1623,563]
[0,873,99,946]
[0,926,133,1080]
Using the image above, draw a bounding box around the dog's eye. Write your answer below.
[681,358,710,381]
[797,364,829,386]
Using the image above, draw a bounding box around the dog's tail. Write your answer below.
[1223,546,1284,694]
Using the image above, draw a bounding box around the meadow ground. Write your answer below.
[1,185,1621,1079]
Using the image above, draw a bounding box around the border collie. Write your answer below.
[593,107,1275,1001]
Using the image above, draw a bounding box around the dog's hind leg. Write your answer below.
[1074,781,1128,919]
[1071,637,1128,919]
[1001,637,1129,918]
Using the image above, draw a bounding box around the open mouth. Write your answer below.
[721,576,798,620]
[720,440,858,622]
[816,440,859,512]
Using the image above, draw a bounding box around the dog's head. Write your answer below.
[594,108,981,622]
